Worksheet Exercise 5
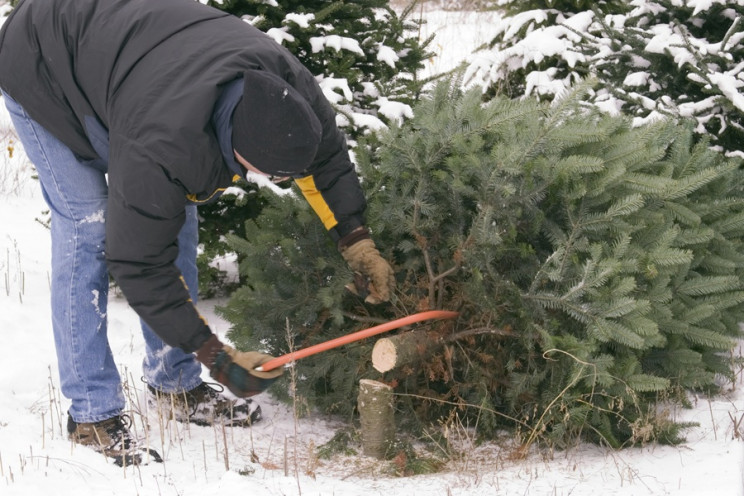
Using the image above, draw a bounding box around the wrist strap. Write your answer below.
[337,226,371,251]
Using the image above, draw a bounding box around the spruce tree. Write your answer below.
[498,0,628,15]
[468,0,744,155]
[221,78,744,449]
[207,0,431,136]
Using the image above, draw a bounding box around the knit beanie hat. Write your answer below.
[231,69,322,177]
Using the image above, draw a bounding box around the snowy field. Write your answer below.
[1,7,744,496]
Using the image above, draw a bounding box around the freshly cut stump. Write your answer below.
[357,379,395,459]
[372,330,432,373]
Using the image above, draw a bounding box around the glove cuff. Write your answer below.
[338,226,370,251]
[194,334,224,368]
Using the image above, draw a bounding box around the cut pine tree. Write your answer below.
[371,330,437,373]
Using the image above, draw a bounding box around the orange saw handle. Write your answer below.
[255,310,459,372]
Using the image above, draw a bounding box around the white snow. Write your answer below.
[81,209,106,224]
[349,112,387,133]
[373,97,413,126]
[265,27,295,46]
[376,43,400,68]
[623,71,650,87]
[309,35,365,56]
[317,76,353,104]
[283,12,314,29]
[502,9,549,42]
[1,6,743,496]
[709,71,744,112]
[242,172,296,197]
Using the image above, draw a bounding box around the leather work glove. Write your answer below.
[339,228,395,304]
[195,335,283,398]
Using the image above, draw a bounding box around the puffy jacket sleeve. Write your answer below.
[105,135,212,353]
[288,65,367,243]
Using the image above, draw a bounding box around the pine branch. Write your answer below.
[721,17,742,52]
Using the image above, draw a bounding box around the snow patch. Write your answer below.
[709,71,744,112]
[376,44,399,68]
[309,35,364,56]
[374,97,413,125]
[284,12,314,29]
[266,27,295,45]
[81,209,105,224]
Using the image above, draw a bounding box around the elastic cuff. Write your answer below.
[330,216,366,243]
[180,323,214,353]
[337,226,370,251]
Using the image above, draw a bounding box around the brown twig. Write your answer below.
[341,312,389,325]
[448,326,515,342]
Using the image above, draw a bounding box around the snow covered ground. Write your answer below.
[1,7,743,496]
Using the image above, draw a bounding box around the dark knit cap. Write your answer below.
[231,69,322,177]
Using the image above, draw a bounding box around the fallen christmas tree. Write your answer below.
[219,78,744,452]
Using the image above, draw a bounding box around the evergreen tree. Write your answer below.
[467,0,744,155]
[497,0,628,15]
[195,182,272,297]
[196,0,432,295]
[221,78,744,449]
[205,0,431,136]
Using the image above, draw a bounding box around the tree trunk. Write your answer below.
[357,379,395,459]
[371,330,435,373]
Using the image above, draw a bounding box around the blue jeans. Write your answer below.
[5,95,203,423]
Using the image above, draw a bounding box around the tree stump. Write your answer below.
[371,330,434,373]
[357,379,395,459]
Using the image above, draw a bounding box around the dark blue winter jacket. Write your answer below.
[0,0,366,352]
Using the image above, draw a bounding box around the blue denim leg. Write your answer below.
[5,96,125,423]
[5,94,205,418]
[141,204,204,393]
